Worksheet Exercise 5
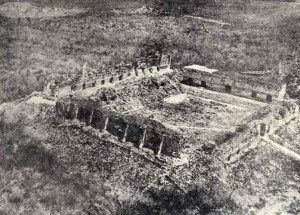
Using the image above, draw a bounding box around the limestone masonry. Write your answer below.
[52,53,298,162]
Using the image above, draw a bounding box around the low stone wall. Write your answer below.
[68,53,172,93]
[56,98,183,157]
[68,66,162,93]
[219,101,299,163]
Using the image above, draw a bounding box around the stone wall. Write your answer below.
[43,53,171,96]
[182,69,282,103]
[219,101,299,163]
[64,53,171,93]
[68,66,162,93]
[55,98,183,158]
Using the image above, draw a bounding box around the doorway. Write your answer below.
[251,91,257,98]
[260,123,266,136]
[225,85,232,93]
[266,94,272,102]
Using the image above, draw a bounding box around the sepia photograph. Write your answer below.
[0,0,299,214]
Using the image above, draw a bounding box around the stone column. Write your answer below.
[44,82,51,96]
[167,55,171,69]
[122,124,129,142]
[87,110,94,126]
[157,135,164,157]
[103,116,109,131]
[139,130,147,149]
[74,106,79,120]
[65,104,70,118]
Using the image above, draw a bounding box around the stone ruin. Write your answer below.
[43,80,59,98]
[182,65,285,103]
[55,97,183,158]
[51,54,291,162]
[43,52,172,98]
[69,52,171,92]
[219,101,299,163]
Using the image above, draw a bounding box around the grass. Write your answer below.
[0,1,299,104]
[0,121,122,215]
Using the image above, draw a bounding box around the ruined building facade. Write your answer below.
[182,65,285,103]
[219,101,299,164]
[55,98,183,158]
[44,53,172,97]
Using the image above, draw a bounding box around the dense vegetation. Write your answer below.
[0,121,124,215]
[0,1,299,104]
[0,114,237,214]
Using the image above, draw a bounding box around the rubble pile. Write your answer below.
[94,74,182,113]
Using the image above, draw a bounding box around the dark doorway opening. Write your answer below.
[182,77,193,85]
[201,81,207,88]
[71,84,76,91]
[82,83,86,90]
[225,85,232,93]
[266,94,272,102]
[181,77,200,87]
[109,77,114,83]
[260,123,266,136]
[251,91,257,98]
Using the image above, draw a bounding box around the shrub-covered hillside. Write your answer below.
[0,0,299,103]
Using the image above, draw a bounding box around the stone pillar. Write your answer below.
[267,123,275,135]
[168,55,171,69]
[122,124,129,142]
[103,116,109,131]
[74,107,79,120]
[255,124,260,136]
[87,110,94,126]
[139,130,147,149]
[295,106,300,115]
[44,82,51,96]
[157,135,164,157]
